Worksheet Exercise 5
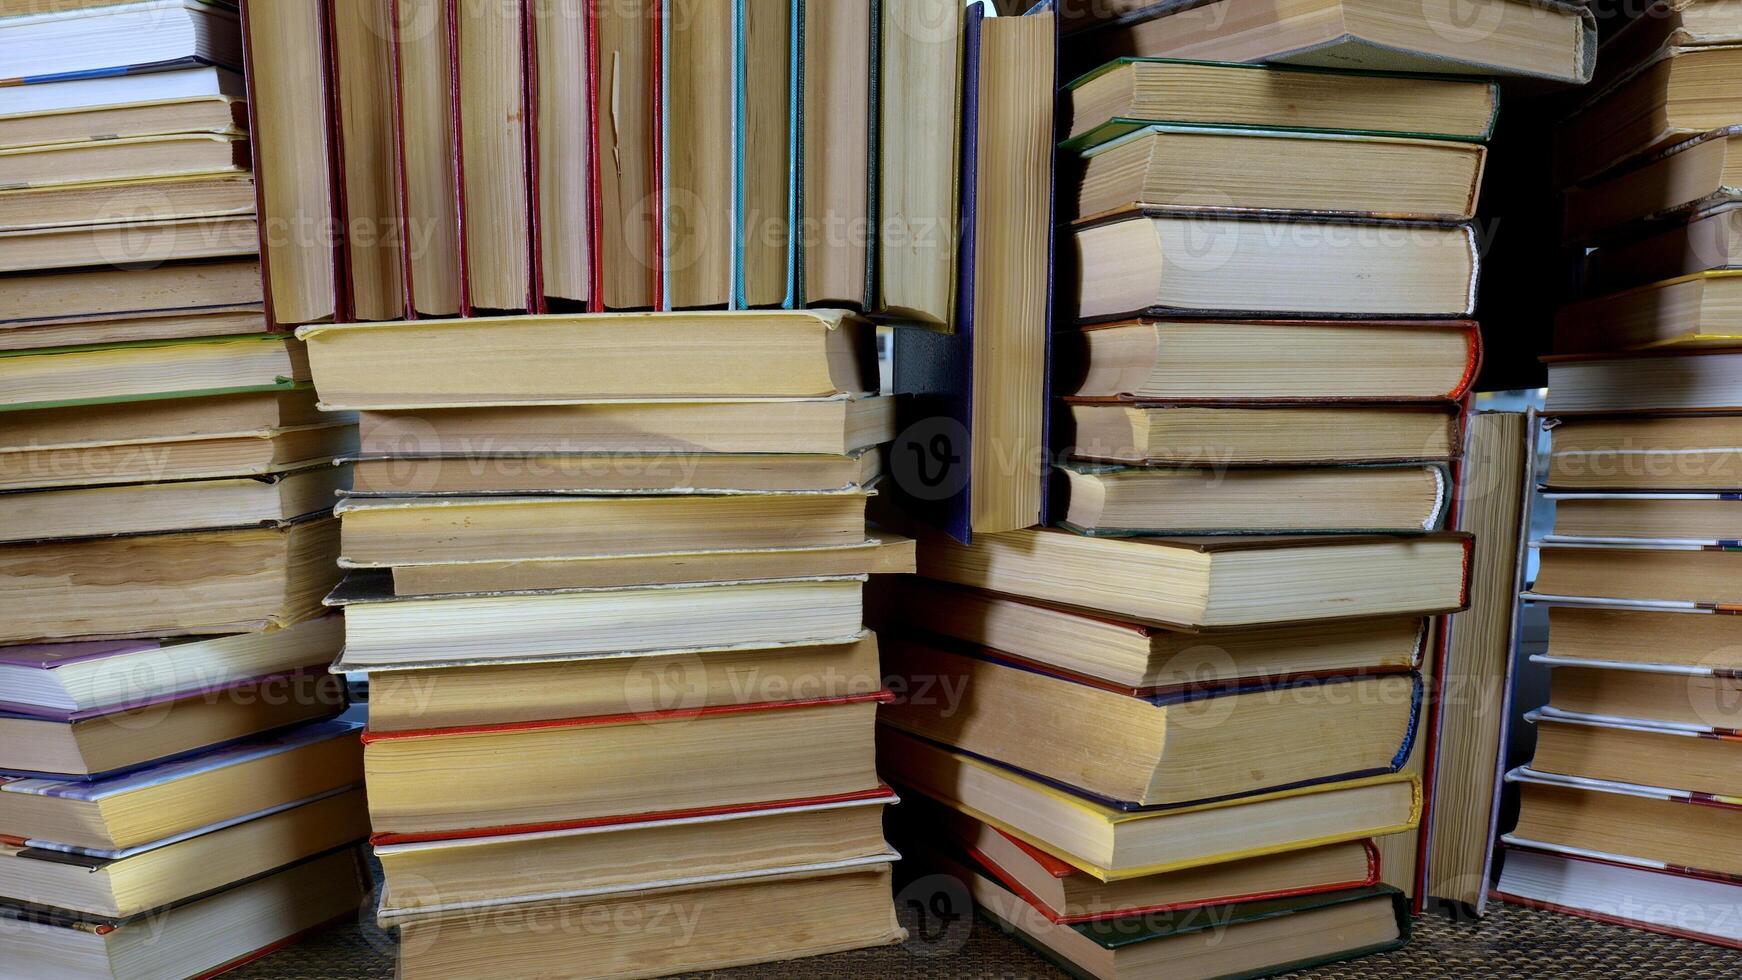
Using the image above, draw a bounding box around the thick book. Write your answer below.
[1534,632,1742,729]
[0,213,258,275]
[362,693,890,837]
[891,3,1056,538]
[1529,708,1742,797]
[0,258,262,325]
[1495,847,1742,949]
[799,0,874,307]
[1056,461,1450,535]
[0,788,366,919]
[0,518,340,645]
[1421,411,1533,914]
[882,727,1420,880]
[0,848,366,980]
[730,0,797,310]
[0,668,342,779]
[1558,45,1742,187]
[873,577,1427,691]
[1062,319,1480,402]
[1071,212,1479,321]
[1582,204,1742,296]
[913,528,1472,629]
[0,64,241,117]
[373,790,896,916]
[1550,490,1742,541]
[1555,271,1742,354]
[295,311,876,409]
[390,863,904,980]
[1564,131,1742,242]
[1531,536,1742,606]
[389,0,463,317]
[0,0,241,81]
[1543,348,1742,415]
[328,573,865,670]
[1506,767,1742,877]
[327,0,406,321]
[343,449,880,495]
[592,0,661,310]
[0,466,346,544]
[1070,123,1488,224]
[238,0,342,327]
[0,304,265,355]
[661,0,733,309]
[1063,58,1500,154]
[1059,0,1594,83]
[452,0,536,314]
[1067,402,1465,466]
[0,614,343,718]
[0,335,307,414]
[0,169,252,232]
[531,0,592,308]
[0,133,247,189]
[881,639,1420,808]
[0,718,362,850]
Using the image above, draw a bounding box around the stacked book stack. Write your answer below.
[871,2,1591,969]
[0,3,371,977]
[1493,4,1742,949]
[297,309,913,979]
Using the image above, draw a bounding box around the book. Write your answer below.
[0,0,240,81]
[0,172,253,235]
[1545,413,1742,491]
[593,0,660,310]
[390,0,463,317]
[1551,491,1742,540]
[1058,462,1450,535]
[1532,538,1742,605]
[0,384,329,457]
[0,614,343,717]
[0,304,264,353]
[0,213,257,274]
[933,802,1378,925]
[1072,213,1478,320]
[0,133,246,190]
[891,5,1054,536]
[328,0,406,322]
[239,0,339,326]
[0,64,241,117]
[1422,411,1533,912]
[731,0,795,310]
[1540,656,1742,730]
[1535,601,1742,672]
[873,578,1427,690]
[881,728,1420,880]
[329,575,865,670]
[913,528,1471,628]
[1,95,244,155]
[1565,132,1742,241]
[1071,125,1487,223]
[1060,0,1595,83]
[1556,272,1742,354]
[1066,319,1480,402]
[453,0,534,314]
[0,335,306,413]
[1495,847,1742,949]
[373,791,895,915]
[345,450,880,496]
[386,532,915,595]
[295,311,876,409]
[390,864,903,980]
[1505,767,1742,877]
[532,0,591,307]
[1558,46,1742,187]
[882,640,1420,807]
[876,0,963,327]
[1583,205,1742,295]
[336,490,868,565]
[355,394,895,456]
[1544,349,1742,414]
[362,693,888,836]
[0,257,261,324]
[0,670,342,779]
[1067,402,1464,466]
[0,466,346,544]
[1591,0,1742,92]
[1,416,354,492]
[0,719,362,850]
[0,787,366,918]
[0,848,365,980]
[367,632,882,732]
[661,0,732,309]
[1530,709,1742,796]
[1063,58,1500,153]
[0,518,339,644]
[800,0,873,307]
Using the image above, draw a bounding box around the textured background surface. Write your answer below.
[231,897,1736,978]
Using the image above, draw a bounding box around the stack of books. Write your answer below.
[297,309,911,978]
[0,3,371,976]
[871,14,1573,971]
[1492,5,1742,949]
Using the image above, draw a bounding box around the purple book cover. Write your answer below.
[0,719,361,802]
[0,640,160,670]
[0,666,337,724]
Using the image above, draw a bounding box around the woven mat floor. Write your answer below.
[231,897,1739,978]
